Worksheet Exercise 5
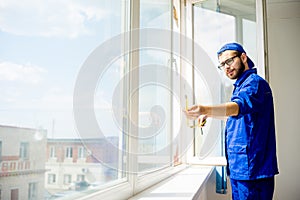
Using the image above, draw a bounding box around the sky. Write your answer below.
[0,0,123,138]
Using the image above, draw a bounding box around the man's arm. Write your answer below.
[201,102,239,117]
[184,102,239,120]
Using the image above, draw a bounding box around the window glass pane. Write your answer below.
[0,0,129,199]
[48,174,56,184]
[20,142,30,160]
[64,175,72,185]
[65,147,73,159]
[193,0,256,158]
[139,0,172,172]
[28,182,37,200]
[78,146,86,159]
[243,18,262,76]
[49,146,56,158]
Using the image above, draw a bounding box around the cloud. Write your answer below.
[39,87,73,110]
[0,61,46,84]
[0,0,109,38]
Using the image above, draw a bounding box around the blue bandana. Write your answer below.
[217,42,255,69]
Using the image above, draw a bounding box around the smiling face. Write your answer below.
[218,50,249,80]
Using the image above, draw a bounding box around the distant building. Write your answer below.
[45,137,119,192]
[0,125,47,200]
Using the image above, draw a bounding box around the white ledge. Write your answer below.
[129,166,214,200]
[187,156,227,166]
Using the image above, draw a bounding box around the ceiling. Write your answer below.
[193,0,256,21]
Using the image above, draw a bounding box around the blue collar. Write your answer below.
[234,68,257,87]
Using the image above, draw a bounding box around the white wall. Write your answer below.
[267,0,300,199]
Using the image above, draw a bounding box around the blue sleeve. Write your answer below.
[231,77,265,116]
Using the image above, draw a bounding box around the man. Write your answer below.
[184,43,279,200]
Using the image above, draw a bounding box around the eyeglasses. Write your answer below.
[218,55,240,70]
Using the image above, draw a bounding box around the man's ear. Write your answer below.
[240,53,248,65]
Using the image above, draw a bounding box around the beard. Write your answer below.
[226,59,245,80]
[236,61,245,78]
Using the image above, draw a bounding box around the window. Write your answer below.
[77,175,85,182]
[1,0,129,196]
[192,0,258,159]
[28,183,37,200]
[0,0,265,199]
[65,147,73,159]
[48,174,56,184]
[19,142,29,160]
[78,146,86,159]
[192,0,260,194]
[138,0,172,173]
[49,146,56,158]
[64,175,72,185]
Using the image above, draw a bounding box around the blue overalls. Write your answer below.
[225,68,279,199]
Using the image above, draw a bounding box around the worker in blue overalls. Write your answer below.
[184,43,279,200]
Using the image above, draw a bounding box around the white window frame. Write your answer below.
[60,0,267,199]
[65,147,73,159]
[187,0,267,165]
[76,1,185,199]
[128,0,180,195]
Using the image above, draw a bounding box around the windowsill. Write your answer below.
[187,156,227,166]
[64,160,224,200]
[128,165,215,200]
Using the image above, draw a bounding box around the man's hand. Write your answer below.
[183,105,201,120]
[183,105,207,128]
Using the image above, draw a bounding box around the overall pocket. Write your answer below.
[227,144,249,176]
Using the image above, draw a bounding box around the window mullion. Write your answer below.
[128,0,140,195]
